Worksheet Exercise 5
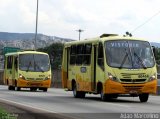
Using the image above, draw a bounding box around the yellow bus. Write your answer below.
[4,51,51,92]
[62,34,157,102]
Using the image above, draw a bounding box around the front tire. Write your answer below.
[8,86,15,90]
[139,93,149,102]
[43,88,48,92]
[73,83,85,98]
[100,88,106,101]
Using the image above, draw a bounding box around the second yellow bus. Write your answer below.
[4,51,51,92]
[62,34,157,102]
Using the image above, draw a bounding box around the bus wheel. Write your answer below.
[8,86,12,90]
[139,93,149,102]
[16,87,21,91]
[12,86,15,90]
[100,88,106,101]
[109,94,118,99]
[73,83,81,98]
[80,92,86,98]
[43,88,48,92]
[8,86,15,90]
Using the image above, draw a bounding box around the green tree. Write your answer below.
[38,42,63,70]
[155,48,160,64]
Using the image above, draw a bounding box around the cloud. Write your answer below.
[0,0,160,42]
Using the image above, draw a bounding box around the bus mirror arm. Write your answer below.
[152,46,158,60]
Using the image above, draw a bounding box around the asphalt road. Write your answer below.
[0,85,160,119]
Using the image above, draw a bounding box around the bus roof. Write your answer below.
[64,34,148,47]
[5,50,48,56]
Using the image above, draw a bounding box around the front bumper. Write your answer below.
[104,79,157,94]
[17,78,51,88]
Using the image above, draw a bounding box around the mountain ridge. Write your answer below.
[0,32,160,49]
[0,32,74,49]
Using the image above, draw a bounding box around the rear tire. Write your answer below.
[139,93,149,102]
[110,94,118,99]
[16,87,21,91]
[8,86,15,90]
[12,86,15,90]
[8,86,12,90]
[73,83,85,98]
[80,91,86,98]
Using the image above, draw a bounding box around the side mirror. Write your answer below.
[152,46,158,60]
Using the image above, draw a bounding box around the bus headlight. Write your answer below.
[44,75,51,80]
[108,73,118,82]
[19,74,25,80]
[149,75,156,81]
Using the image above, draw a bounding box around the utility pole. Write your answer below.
[35,0,39,50]
[76,29,84,41]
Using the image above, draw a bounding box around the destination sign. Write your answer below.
[109,42,139,48]
[106,41,141,48]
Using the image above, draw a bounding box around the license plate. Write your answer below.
[30,83,40,86]
[129,90,137,94]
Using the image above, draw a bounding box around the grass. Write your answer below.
[0,107,18,119]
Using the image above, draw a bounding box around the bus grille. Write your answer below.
[27,78,44,80]
[121,73,146,79]
[120,79,146,83]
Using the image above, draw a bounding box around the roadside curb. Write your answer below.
[0,98,74,119]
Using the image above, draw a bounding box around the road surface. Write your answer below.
[0,85,160,119]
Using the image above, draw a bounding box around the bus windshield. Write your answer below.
[105,40,155,69]
[19,54,50,72]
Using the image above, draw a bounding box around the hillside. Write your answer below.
[150,42,160,48]
[0,32,160,49]
[0,32,74,49]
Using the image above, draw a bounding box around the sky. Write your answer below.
[0,0,160,42]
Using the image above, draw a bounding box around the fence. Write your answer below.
[0,70,3,85]
[52,70,62,88]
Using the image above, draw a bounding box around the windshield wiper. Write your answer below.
[134,52,147,69]
[35,62,44,72]
[119,51,129,69]
[26,62,32,72]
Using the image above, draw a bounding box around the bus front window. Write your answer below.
[105,40,155,69]
[19,54,50,72]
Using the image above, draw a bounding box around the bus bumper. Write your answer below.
[104,79,157,94]
[17,78,51,88]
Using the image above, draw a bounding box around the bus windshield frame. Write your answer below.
[19,54,50,72]
[105,40,155,69]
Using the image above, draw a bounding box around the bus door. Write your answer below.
[96,42,105,87]
[62,47,69,88]
[12,56,18,85]
[82,44,92,91]
[91,45,97,91]
[6,56,13,85]
[68,45,76,88]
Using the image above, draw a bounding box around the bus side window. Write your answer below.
[83,44,92,65]
[76,44,84,65]
[70,45,76,65]
[15,56,18,70]
[98,43,104,70]
[7,56,12,69]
